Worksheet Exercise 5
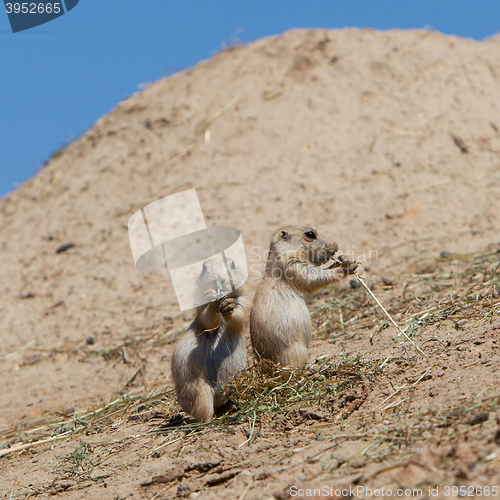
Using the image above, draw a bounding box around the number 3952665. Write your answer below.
[5,3,62,14]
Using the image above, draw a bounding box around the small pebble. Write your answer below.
[467,412,489,426]
[56,242,75,254]
[349,279,360,289]
[86,336,94,345]
[416,260,437,274]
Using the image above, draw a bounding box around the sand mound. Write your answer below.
[1,29,500,497]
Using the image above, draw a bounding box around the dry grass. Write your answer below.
[311,245,500,344]
[1,246,499,469]
[147,356,373,454]
[228,357,367,420]
[54,442,97,482]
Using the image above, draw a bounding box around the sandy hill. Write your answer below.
[1,29,500,498]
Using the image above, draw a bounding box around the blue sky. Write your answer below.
[1,0,499,196]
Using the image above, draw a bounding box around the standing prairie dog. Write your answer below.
[250,226,357,367]
[171,257,250,422]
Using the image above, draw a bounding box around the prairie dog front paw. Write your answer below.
[338,255,358,276]
[218,296,236,317]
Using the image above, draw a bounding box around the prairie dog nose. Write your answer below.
[327,241,339,256]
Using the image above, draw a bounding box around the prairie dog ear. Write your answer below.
[280,230,288,240]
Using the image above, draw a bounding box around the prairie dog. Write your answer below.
[171,257,250,422]
[250,225,357,367]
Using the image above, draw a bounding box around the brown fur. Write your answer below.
[171,258,250,422]
[250,225,357,367]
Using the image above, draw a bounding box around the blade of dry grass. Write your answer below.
[355,273,426,355]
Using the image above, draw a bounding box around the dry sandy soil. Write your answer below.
[1,28,500,499]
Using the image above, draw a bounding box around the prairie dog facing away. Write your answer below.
[171,256,250,422]
[250,225,358,367]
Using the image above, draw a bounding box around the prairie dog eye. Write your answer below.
[304,231,317,240]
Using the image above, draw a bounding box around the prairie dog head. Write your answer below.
[197,256,239,301]
[266,225,339,275]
